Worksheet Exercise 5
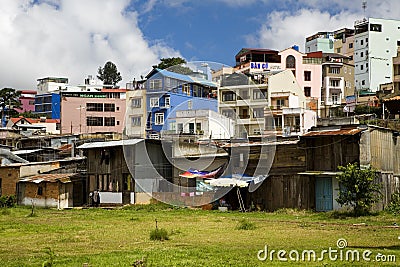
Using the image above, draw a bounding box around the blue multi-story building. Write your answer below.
[34,93,61,119]
[145,68,218,138]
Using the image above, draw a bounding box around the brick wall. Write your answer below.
[0,167,20,196]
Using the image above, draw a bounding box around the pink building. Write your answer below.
[60,89,127,134]
[16,90,37,113]
[278,48,323,113]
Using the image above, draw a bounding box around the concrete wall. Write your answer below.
[60,96,126,134]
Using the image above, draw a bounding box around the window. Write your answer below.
[155,113,164,125]
[222,91,236,102]
[274,117,282,129]
[304,71,311,81]
[253,89,267,100]
[182,84,190,95]
[86,103,103,112]
[29,100,35,105]
[360,65,364,70]
[276,99,285,109]
[131,98,141,108]
[87,117,103,126]
[329,67,340,74]
[150,97,159,107]
[177,123,183,133]
[331,93,339,104]
[253,108,264,118]
[370,23,382,32]
[361,40,364,45]
[104,103,115,112]
[336,48,341,53]
[238,89,249,100]
[37,185,43,196]
[164,96,170,107]
[362,80,365,86]
[349,43,353,49]
[131,116,141,126]
[222,109,235,119]
[286,55,296,68]
[104,117,115,126]
[330,79,340,87]
[149,79,162,90]
[304,87,311,97]
[361,52,364,57]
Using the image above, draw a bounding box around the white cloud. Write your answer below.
[253,9,357,52]
[250,0,400,52]
[0,0,180,89]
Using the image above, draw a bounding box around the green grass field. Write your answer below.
[0,205,399,266]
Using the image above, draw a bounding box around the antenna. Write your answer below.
[362,1,367,19]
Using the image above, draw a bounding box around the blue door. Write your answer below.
[315,177,333,211]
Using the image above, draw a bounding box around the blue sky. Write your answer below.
[1,0,400,89]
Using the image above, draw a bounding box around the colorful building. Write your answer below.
[144,68,218,139]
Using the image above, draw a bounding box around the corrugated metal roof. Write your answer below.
[298,171,342,176]
[20,173,77,183]
[302,128,362,137]
[77,139,143,149]
[219,140,298,148]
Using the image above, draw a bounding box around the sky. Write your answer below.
[1,0,400,90]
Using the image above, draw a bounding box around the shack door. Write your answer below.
[315,177,333,211]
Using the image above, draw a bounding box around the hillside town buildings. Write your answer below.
[1,17,400,211]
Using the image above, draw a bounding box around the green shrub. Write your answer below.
[387,192,400,215]
[150,228,169,241]
[0,195,16,208]
[236,218,256,230]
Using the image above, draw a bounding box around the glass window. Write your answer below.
[86,103,103,112]
[304,71,311,81]
[155,113,164,125]
[131,98,141,108]
[104,103,115,112]
[87,117,103,126]
[150,97,159,107]
[329,79,340,87]
[131,116,141,126]
[286,55,296,68]
[253,108,264,118]
[182,84,190,95]
[222,91,236,101]
[253,89,267,100]
[164,96,170,107]
[331,93,339,104]
[329,67,340,74]
[104,117,115,126]
[276,99,285,109]
[149,79,162,90]
[304,87,311,97]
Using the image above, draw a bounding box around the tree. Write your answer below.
[336,163,381,216]
[155,57,192,75]
[97,61,122,86]
[0,88,21,126]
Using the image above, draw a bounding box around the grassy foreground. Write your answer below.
[0,205,399,266]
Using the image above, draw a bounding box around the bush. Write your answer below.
[0,195,16,208]
[387,192,400,215]
[150,228,169,241]
[336,163,381,216]
[236,219,256,230]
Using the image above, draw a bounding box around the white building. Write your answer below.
[125,89,147,138]
[168,109,235,139]
[354,17,400,92]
